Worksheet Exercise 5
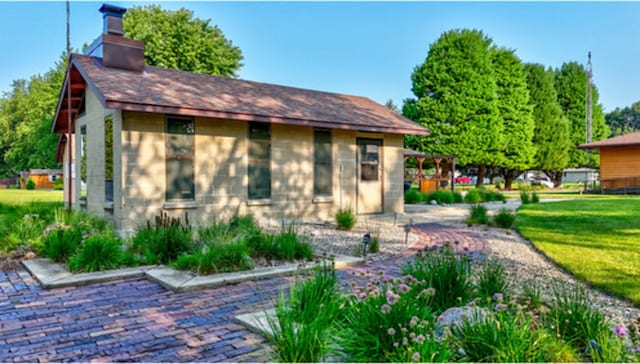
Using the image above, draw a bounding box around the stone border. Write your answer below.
[22,255,363,293]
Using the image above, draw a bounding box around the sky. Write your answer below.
[0,1,639,113]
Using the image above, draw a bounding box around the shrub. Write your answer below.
[453,191,464,203]
[404,188,423,204]
[466,204,489,226]
[25,178,35,190]
[476,258,509,298]
[68,232,122,272]
[403,243,473,313]
[425,189,455,205]
[130,212,193,264]
[336,208,356,231]
[493,208,516,229]
[369,236,380,253]
[266,261,343,362]
[464,189,484,204]
[42,226,83,263]
[531,191,540,203]
[198,240,253,274]
[520,191,530,204]
[486,191,506,203]
[520,279,544,310]
[53,178,63,190]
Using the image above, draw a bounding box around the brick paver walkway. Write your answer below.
[0,223,488,362]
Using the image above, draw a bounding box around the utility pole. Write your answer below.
[585,51,593,144]
[66,0,73,211]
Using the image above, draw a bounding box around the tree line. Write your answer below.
[403,29,613,188]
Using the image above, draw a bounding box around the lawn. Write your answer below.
[0,189,63,204]
[516,196,640,305]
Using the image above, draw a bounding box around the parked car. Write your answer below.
[530,176,554,189]
[455,176,472,184]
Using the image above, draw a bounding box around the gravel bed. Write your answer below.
[442,221,640,327]
[290,218,640,328]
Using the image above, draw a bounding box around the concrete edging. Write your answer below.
[21,255,363,292]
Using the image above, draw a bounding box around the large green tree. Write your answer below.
[554,62,609,168]
[0,55,66,176]
[123,5,243,77]
[403,29,501,187]
[491,48,535,189]
[524,63,571,186]
[605,101,640,136]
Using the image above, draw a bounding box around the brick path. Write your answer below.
[0,223,488,362]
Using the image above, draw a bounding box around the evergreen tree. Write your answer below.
[403,29,501,187]
[554,62,609,168]
[524,63,571,186]
[491,48,535,189]
[605,101,640,136]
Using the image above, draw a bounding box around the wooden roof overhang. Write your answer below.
[52,64,87,135]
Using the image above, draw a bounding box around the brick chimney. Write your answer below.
[84,4,145,72]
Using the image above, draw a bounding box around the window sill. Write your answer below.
[163,201,199,209]
[79,198,87,207]
[104,201,114,210]
[247,199,272,206]
[312,196,334,204]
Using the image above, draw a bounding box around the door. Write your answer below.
[357,138,383,214]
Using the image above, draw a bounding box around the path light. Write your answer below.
[404,218,414,246]
[362,233,371,257]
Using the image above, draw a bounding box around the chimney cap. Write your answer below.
[99,3,127,18]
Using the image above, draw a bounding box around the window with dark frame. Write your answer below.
[360,141,380,181]
[248,122,271,199]
[313,128,332,196]
[166,116,195,201]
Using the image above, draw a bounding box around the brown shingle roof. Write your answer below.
[578,132,640,150]
[56,54,428,136]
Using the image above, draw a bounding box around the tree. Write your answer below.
[491,48,535,190]
[554,62,609,169]
[524,64,571,186]
[0,54,65,176]
[403,29,501,187]
[605,101,640,136]
[123,5,243,77]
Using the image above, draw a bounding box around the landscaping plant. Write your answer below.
[476,258,509,299]
[404,188,423,204]
[68,232,123,272]
[403,243,473,313]
[42,226,83,263]
[466,204,489,226]
[335,208,356,230]
[130,211,193,264]
[492,208,516,228]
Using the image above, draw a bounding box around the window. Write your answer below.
[166,116,195,201]
[80,125,88,200]
[359,140,381,181]
[313,129,332,196]
[248,122,271,199]
[104,115,114,202]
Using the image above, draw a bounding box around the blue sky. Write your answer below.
[1,1,639,112]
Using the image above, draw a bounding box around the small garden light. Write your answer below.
[404,218,413,245]
[362,232,371,257]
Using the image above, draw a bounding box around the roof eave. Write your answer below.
[107,100,430,136]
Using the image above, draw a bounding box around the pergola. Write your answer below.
[403,149,456,192]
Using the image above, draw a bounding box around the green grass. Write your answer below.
[516,197,640,305]
[0,189,63,204]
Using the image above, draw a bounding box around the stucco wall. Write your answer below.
[115,112,404,233]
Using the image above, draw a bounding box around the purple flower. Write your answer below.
[495,303,508,311]
[369,288,380,297]
[386,290,400,305]
[398,284,410,294]
[412,352,421,362]
[357,292,368,301]
[612,324,627,338]
[493,293,504,302]
[381,304,391,314]
[387,328,396,336]
[414,334,425,344]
